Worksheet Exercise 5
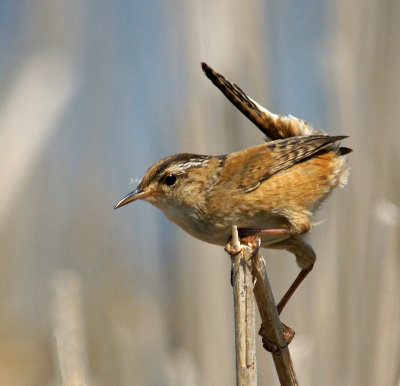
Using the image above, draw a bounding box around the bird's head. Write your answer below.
[114,153,218,212]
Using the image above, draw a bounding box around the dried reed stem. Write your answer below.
[227,226,298,385]
[231,226,257,385]
[251,252,298,385]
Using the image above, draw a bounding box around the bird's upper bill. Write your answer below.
[114,186,155,209]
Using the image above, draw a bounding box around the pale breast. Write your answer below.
[157,200,290,247]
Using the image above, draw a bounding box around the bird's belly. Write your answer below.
[160,203,289,247]
[160,204,230,245]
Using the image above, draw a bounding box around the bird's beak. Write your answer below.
[114,186,154,209]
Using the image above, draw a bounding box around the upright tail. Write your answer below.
[201,61,352,190]
[201,62,323,140]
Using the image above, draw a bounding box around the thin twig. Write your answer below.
[251,252,298,385]
[231,226,257,385]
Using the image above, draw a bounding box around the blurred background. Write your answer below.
[0,0,399,385]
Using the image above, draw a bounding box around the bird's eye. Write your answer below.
[164,174,177,186]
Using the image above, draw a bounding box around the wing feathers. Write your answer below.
[265,135,347,176]
[221,135,347,192]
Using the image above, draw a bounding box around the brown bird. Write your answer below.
[115,63,351,315]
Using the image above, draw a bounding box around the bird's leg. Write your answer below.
[259,264,311,349]
[268,235,317,314]
[238,228,291,237]
[236,228,298,352]
[237,228,290,260]
[277,264,314,314]
[237,231,316,312]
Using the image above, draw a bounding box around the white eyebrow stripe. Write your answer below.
[168,158,210,172]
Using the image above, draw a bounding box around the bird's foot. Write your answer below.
[225,234,261,259]
[224,240,242,255]
[240,235,261,259]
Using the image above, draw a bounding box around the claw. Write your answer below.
[237,235,261,259]
[225,240,242,255]
[249,236,261,259]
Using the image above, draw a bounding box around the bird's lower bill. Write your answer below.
[114,188,155,209]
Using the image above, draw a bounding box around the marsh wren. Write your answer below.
[115,63,351,315]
